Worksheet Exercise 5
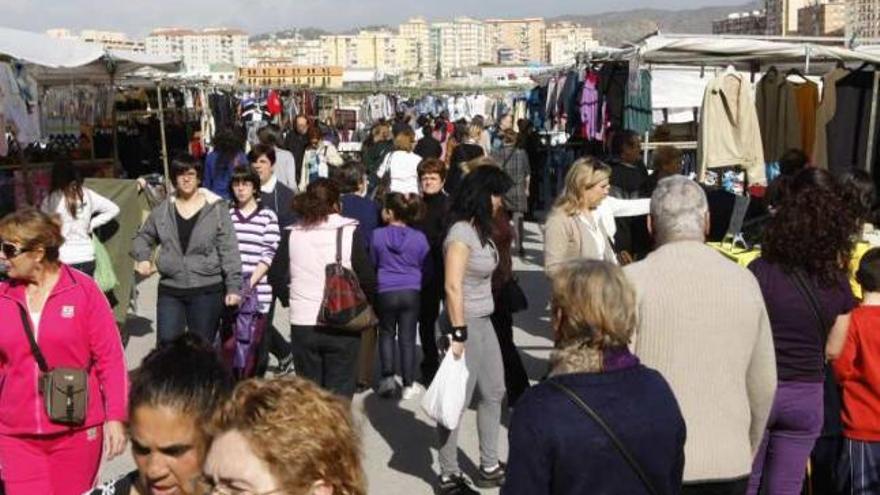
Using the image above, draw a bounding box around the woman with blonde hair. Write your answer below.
[203,376,365,495]
[503,259,685,495]
[447,122,486,195]
[543,157,650,274]
[376,128,423,195]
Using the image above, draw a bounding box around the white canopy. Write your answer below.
[617,34,880,70]
[0,27,181,83]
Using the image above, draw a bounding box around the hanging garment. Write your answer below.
[598,63,628,138]
[792,80,819,158]
[826,70,880,174]
[624,70,653,136]
[756,68,800,163]
[698,72,766,185]
[580,73,601,140]
[813,68,850,169]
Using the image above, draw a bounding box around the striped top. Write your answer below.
[230,206,280,314]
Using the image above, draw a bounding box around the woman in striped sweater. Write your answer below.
[228,166,281,376]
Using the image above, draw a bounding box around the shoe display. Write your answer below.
[473,462,506,488]
[437,474,479,495]
[401,383,423,400]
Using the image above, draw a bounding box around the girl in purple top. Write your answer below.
[371,192,430,399]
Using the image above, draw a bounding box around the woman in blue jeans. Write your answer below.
[746,168,858,494]
[371,192,430,399]
[132,156,242,346]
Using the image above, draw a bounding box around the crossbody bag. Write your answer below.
[548,379,660,495]
[16,304,88,426]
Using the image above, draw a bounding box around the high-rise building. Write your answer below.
[46,28,145,52]
[146,28,248,73]
[400,17,435,80]
[765,0,811,35]
[847,0,880,41]
[430,17,492,78]
[545,23,598,66]
[798,0,846,36]
[321,30,417,75]
[712,11,768,35]
[484,18,546,64]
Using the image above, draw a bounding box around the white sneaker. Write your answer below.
[401,383,424,400]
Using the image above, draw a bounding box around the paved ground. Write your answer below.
[98,221,553,494]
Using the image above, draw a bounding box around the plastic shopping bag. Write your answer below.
[421,351,469,430]
[92,235,118,292]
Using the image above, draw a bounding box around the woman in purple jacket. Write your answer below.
[371,192,430,400]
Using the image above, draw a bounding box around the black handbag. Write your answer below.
[548,379,660,495]
[16,303,88,426]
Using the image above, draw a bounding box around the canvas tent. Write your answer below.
[0,27,181,84]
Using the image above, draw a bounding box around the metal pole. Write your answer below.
[865,71,880,174]
[157,82,170,187]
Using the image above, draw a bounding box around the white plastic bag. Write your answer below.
[421,350,469,430]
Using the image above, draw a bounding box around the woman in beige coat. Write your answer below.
[543,157,650,275]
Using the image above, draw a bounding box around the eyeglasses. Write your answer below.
[0,241,30,259]
[195,476,284,495]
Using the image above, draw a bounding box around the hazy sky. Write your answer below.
[6,0,746,37]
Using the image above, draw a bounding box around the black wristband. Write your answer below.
[450,325,468,342]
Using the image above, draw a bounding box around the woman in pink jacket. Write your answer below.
[0,208,128,495]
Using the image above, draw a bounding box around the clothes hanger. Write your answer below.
[786,68,810,82]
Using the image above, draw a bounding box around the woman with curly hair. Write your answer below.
[202,376,365,495]
[746,168,859,495]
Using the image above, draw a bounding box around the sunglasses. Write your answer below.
[0,241,30,259]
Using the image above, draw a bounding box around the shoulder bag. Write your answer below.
[317,227,378,332]
[16,304,88,426]
[548,379,659,495]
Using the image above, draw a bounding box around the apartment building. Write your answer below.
[321,30,417,74]
[248,38,325,67]
[146,28,248,73]
[765,0,811,35]
[485,18,546,64]
[399,17,435,80]
[712,11,768,35]
[431,17,492,77]
[238,63,343,88]
[545,22,598,66]
[798,0,846,36]
[847,0,880,40]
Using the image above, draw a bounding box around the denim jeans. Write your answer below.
[377,290,420,387]
[291,325,361,399]
[156,289,225,346]
[747,381,824,495]
[543,147,575,208]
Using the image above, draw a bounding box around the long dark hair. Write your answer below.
[448,166,512,246]
[292,179,340,227]
[763,168,860,286]
[50,161,84,218]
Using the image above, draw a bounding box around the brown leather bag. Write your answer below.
[17,304,88,426]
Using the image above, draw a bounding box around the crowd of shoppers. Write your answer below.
[5,108,880,495]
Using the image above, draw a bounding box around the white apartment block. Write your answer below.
[430,17,492,78]
[485,18,546,64]
[847,0,880,40]
[46,28,145,52]
[146,28,248,73]
[320,31,417,74]
[765,0,810,35]
[400,17,435,80]
[545,23,598,66]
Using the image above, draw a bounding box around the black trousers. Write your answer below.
[681,478,748,495]
[291,324,361,399]
[490,309,530,406]
[418,277,443,384]
[256,297,294,376]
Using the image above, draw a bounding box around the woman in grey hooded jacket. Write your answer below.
[132,156,242,346]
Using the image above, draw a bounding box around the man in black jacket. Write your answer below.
[414,124,442,160]
[250,144,297,375]
[283,114,310,185]
[608,129,651,261]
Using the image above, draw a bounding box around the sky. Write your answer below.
[5,0,748,38]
